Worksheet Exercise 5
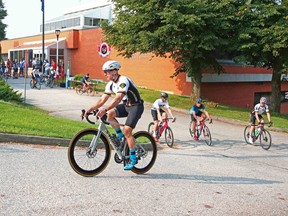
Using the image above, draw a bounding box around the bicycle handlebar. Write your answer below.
[81,109,110,125]
[251,122,273,127]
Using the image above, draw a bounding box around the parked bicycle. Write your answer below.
[189,119,212,146]
[243,122,272,150]
[68,109,158,177]
[148,117,175,148]
[75,83,95,96]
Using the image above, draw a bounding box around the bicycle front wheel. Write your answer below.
[165,126,174,148]
[260,129,272,150]
[125,131,157,174]
[68,128,111,177]
[202,125,212,146]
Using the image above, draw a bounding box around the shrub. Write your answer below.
[0,79,23,102]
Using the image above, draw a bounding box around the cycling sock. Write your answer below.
[115,128,124,140]
[130,149,136,161]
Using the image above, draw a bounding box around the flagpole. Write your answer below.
[41,0,45,72]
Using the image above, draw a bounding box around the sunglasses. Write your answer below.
[104,70,113,74]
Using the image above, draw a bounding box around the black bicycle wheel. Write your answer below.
[260,129,272,150]
[68,128,111,177]
[202,125,212,146]
[147,122,155,135]
[243,125,251,144]
[165,126,174,148]
[49,79,54,88]
[125,131,157,174]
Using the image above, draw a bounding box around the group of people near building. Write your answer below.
[0,58,29,79]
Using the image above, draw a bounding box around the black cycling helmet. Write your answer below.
[161,92,168,99]
[196,98,202,103]
[86,73,90,76]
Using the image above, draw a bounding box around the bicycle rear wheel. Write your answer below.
[75,85,83,95]
[68,128,111,177]
[243,125,251,144]
[202,126,212,146]
[189,121,194,138]
[259,129,272,150]
[125,131,157,174]
[165,126,174,148]
[35,81,41,90]
[147,122,155,135]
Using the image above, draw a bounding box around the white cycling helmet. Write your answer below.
[102,60,121,71]
[260,97,267,103]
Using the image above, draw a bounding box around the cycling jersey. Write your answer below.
[252,103,269,115]
[151,99,170,111]
[81,76,89,84]
[190,104,206,115]
[104,75,142,105]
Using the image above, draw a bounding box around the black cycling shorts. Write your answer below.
[151,109,165,121]
[114,103,144,129]
[250,113,263,125]
[190,111,203,122]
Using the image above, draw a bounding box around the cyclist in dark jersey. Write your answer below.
[189,98,212,140]
[81,73,90,91]
[84,60,144,170]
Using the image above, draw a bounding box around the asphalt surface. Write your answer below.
[1,77,288,216]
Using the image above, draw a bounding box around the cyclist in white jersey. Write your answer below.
[151,92,176,141]
[84,60,144,170]
[248,97,272,144]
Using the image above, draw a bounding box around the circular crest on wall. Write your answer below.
[98,42,111,57]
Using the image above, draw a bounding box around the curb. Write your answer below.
[0,133,70,146]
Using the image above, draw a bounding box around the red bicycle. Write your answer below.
[148,118,176,148]
[189,120,212,146]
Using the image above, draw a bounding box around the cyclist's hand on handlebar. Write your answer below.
[96,107,106,118]
[268,121,273,127]
[172,117,176,122]
[209,119,213,124]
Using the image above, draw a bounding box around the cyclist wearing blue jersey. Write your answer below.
[189,98,212,140]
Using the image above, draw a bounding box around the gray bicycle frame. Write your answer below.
[89,120,129,160]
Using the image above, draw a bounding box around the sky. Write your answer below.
[3,0,97,39]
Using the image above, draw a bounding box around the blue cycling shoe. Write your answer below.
[124,158,137,170]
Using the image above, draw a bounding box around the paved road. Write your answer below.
[1,77,288,215]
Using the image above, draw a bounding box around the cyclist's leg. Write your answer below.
[107,106,125,140]
[123,103,144,170]
[249,114,256,143]
[151,110,159,140]
[190,114,197,137]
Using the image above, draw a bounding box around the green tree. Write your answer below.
[102,0,239,101]
[235,0,288,112]
[0,0,7,40]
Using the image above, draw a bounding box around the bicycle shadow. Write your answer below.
[132,173,281,185]
[171,138,288,151]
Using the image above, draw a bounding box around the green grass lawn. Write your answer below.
[0,84,287,138]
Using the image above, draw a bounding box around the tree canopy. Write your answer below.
[102,0,288,112]
[0,0,7,40]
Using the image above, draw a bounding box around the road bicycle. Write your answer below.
[68,109,157,177]
[44,72,55,88]
[243,122,272,150]
[75,83,96,96]
[30,76,42,90]
[147,118,175,148]
[189,119,212,146]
